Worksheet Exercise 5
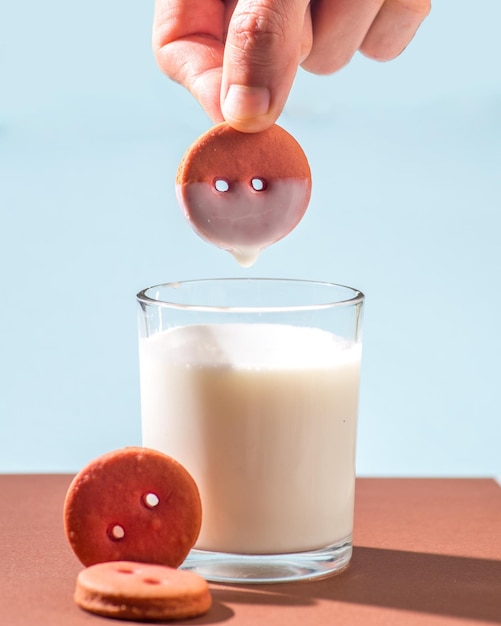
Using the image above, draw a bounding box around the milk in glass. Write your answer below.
[140,323,361,555]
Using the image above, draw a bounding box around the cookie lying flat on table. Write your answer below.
[75,560,211,621]
[64,447,201,568]
[176,122,312,267]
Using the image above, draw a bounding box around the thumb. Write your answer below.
[221,0,311,132]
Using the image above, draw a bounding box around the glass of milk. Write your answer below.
[137,278,364,583]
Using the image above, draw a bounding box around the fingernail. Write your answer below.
[222,85,271,122]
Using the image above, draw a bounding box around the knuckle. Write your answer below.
[302,50,354,76]
[394,0,431,18]
[360,0,431,61]
[360,34,402,62]
[229,5,287,63]
[413,0,432,18]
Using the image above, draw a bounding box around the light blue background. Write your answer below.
[1,1,499,475]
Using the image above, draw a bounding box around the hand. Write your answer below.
[153,0,430,133]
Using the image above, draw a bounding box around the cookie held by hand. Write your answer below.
[64,447,202,568]
[176,122,312,267]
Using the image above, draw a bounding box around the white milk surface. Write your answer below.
[140,323,361,554]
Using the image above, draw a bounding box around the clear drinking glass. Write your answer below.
[136,278,364,583]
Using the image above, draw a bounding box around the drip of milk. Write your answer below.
[229,247,262,268]
[140,323,361,554]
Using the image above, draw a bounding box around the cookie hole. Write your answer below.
[214,178,230,192]
[251,177,267,191]
[117,568,134,575]
[143,578,161,585]
[108,524,125,541]
[142,492,160,509]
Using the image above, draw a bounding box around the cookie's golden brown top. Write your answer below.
[176,123,311,184]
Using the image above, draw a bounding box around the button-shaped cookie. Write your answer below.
[176,122,312,267]
[75,560,211,620]
[64,447,202,568]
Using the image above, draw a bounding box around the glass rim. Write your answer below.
[136,278,364,313]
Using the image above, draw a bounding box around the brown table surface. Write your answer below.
[0,476,500,626]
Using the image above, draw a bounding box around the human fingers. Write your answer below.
[221,0,312,133]
[301,0,429,75]
[301,0,386,74]
[152,0,228,123]
[360,0,431,62]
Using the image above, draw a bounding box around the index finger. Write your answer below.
[152,0,228,122]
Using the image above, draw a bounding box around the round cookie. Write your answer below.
[176,122,312,267]
[64,447,202,568]
[75,560,211,621]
